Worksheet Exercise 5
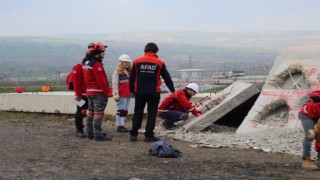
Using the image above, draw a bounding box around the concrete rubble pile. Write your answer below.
[157,124,316,157]
[156,57,320,158]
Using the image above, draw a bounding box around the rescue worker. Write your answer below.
[83,42,112,141]
[299,90,320,170]
[129,42,175,142]
[158,83,202,129]
[72,49,91,138]
[112,54,132,133]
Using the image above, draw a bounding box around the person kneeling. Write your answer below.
[158,83,202,130]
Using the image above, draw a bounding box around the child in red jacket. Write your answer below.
[112,54,132,133]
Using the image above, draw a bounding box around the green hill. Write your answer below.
[1,31,319,78]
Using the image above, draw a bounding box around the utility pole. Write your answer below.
[188,55,192,69]
[188,55,204,69]
[16,72,19,86]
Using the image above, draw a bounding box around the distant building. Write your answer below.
[0,73,7,80]
[177,69,205,82]
[227,70,245,78]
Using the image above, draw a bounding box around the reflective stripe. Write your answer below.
[303,105,309,115]
[83,66,93,69]
[87,89,103,92]
[94,111,104,115]
[158,110,169,113]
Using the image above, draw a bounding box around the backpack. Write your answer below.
[148,140,181,158]
[310,90,320,102]
[66,70,74,90]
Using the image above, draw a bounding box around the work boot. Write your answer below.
[302,157,319,170]
[87,133,94,140]
[144,136,160,142]
[317,153,320,166]
[76,130,87,138]
[130,136,137,142]
[117,126,130,133]
[94,134,113,141]
[162,121,175,130]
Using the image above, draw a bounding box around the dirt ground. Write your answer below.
[0,112,319,179]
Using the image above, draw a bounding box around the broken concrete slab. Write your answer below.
[181,81,261,133]
[236,58,320,134]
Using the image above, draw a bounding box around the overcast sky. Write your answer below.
[1,0,319,36]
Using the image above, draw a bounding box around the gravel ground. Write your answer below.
[158,124,317,157]
[0,112,319,179]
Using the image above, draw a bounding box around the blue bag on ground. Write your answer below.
[148,140,182,158]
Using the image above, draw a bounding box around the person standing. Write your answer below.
[72,49,91,138]
[129,42,175,142]
[83,42,112,141]
[299,90,320,170]
[112,54,132,133]
[158,83,202,130]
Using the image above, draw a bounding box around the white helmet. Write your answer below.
[185,83,199,93]
[118,54,131,62]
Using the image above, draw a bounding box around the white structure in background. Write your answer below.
[177,69,205,82]
[227,70,245,78]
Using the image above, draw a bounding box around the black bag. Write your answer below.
[148,140,181,158]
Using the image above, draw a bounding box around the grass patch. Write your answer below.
[0,86,68,93]
[0,111,72,123]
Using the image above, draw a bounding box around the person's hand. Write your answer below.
[191,102,200,107]
[179,113,189,120]
[113,93,120,102]
[74,96,82,101]
[191,109,202,116]
[81,109,87,116]
[173,91,177,98]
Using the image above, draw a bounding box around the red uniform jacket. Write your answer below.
[83,57,110,96]
[158,89,195,114]
[72,63,86,97]
[300,101,320,120]
[130,52,175,94]
[117,71,131,98]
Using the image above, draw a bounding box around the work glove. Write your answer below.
[191,102,200,107]
[74,96,82,101]
[81,109,87,116]
[179,113,189,120]
[191,109,202,117]
[315,140,320,152]
[113,93,120,102]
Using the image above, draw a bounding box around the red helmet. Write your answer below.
[88,42,94,49]
[310,90,320,102]
[85,49,92,55]
[89,42,107,52]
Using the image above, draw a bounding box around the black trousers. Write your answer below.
[130,93,160,137]
[75,97,88,132]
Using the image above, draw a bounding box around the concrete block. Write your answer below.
[236,58,320,134]
[0,92,168,115]
[182,82,260,133]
